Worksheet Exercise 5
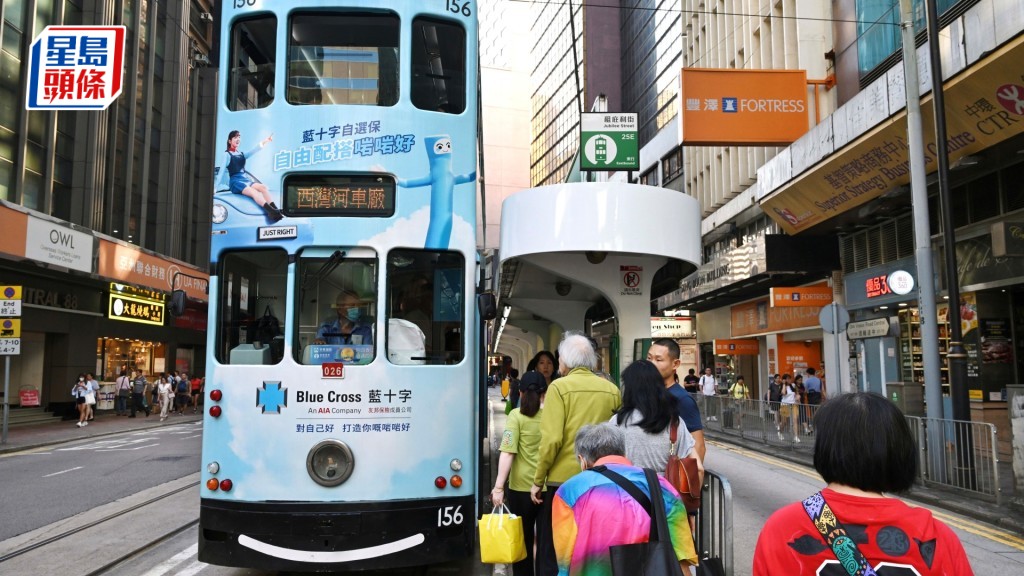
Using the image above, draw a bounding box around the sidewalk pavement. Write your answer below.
[0,408,203,455]
[704,428,1024,536]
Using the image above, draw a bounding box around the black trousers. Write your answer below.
[506,489,542,576]
[130,392,149,416]
[534,483,559,576]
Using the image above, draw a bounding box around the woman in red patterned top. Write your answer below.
[753,392,973,575]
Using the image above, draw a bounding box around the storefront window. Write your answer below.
[98,337,167,380]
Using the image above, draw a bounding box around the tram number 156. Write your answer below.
[437,505,464,527]
[446,0,472,17]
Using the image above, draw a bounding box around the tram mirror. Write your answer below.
[169,290,187,317]
[477,293,496,321]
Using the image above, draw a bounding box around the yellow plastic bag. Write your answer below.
[479,504,526,564]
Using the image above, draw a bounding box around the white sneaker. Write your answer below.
[493,564,509,576]
[709,416,717,422]
[83,421,88,426]
[793,436,801,443]
[76,421,83,427]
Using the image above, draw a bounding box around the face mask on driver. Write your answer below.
[345,307,363,322]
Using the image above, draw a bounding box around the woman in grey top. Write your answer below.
[611,360,700,471]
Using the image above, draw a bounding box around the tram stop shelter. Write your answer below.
[497,182,701,378]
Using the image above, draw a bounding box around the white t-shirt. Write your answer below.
[699,374,717,396]
[780,383,797,405]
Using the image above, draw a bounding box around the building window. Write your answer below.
[287,12,399,106]
[662,146,682,182]
[411,17,466,114]
[856,0,959,77]
[228,15,276,111]
[639,166,658,186]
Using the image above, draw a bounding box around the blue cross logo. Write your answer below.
[257,381,287,414]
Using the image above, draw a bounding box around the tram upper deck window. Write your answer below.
[385,249,465,365]
[411,18,466,114]
[287,13,399,106]
[228,16,276,111]
[216,250,288,365]
[295,248,378,365]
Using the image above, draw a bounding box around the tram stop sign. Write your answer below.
[580,113,639,171]
[819,303,850,335]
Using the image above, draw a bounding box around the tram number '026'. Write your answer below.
[437,505,464,527]
[446,0,472,17]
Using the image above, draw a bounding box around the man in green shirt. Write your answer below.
[530,331,621,575]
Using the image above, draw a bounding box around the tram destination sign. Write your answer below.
[285,175,395,217]
[581,113,639,171]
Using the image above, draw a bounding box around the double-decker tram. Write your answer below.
[195,1,485,571]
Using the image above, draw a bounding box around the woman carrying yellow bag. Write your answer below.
[479,504,527,564]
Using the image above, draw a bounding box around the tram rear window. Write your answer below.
[228,16,276,111]
[411,18,466,114]
[385,249,465,365]
[283,174,396,217]
[287,13,399,106]
[216,250,288,365]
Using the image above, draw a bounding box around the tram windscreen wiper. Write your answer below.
[301,249,346,292]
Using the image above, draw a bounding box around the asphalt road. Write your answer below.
[0,419,202,541]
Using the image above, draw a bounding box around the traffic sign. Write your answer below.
[0,319,20,338]
[581,113,639,171]
[0,285,22,318]
[819,303,850,334]
[0,339,20,355]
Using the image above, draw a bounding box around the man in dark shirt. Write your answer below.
[682,368,700,393]
[647,338,706,462]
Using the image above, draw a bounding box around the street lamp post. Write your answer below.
[923,0,975,488]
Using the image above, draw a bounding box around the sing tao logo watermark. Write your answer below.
[26,26,126,110]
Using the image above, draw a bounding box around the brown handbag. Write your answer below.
[666,418,702,512]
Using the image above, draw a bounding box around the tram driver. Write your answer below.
[314,290,374,346]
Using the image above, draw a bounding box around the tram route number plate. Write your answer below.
[322,363,345,379]
[0,338,20,355]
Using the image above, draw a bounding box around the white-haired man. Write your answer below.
[530,331,621,576]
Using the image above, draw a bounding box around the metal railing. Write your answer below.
[697,394,1002,504]
[905,416,1001,503]
[695,468,733,576]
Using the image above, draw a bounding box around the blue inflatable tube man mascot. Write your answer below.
[397,135,476,249]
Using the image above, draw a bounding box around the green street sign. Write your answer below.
[580,113,639,171]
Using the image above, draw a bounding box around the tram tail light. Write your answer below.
[450,475,463,488]
[219,479,233,492]
[209,405,222,418]
[206,478,220,491]
[434,476,447,489]
[210,389,222,402]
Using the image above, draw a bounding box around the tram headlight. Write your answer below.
[449,458,463,472]
[306,440,355,487]
[207,462,220,475]
[212,203,228,224]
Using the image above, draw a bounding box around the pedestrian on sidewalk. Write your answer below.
[71,373,90,428]
[191,374,204,413]
[779,375,799,443]
[699,367,718,422]
[85,373,100,422]
[158,375,173,420]
[176,372,191,414]
[115,370,131,415]
[129,370,151,418]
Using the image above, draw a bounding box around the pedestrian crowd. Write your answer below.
[74,368,204,424]
[491,333,973,576]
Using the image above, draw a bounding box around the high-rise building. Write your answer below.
[0,0,214,412]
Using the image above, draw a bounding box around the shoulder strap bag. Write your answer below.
[666,419,702,512]
[592,465,684,576]
[801,491,878,576]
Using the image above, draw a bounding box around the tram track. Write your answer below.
[0,475,201,576]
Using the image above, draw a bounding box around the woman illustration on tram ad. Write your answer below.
[218,130,283,222]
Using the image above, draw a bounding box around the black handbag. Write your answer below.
[592,465,684,576]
